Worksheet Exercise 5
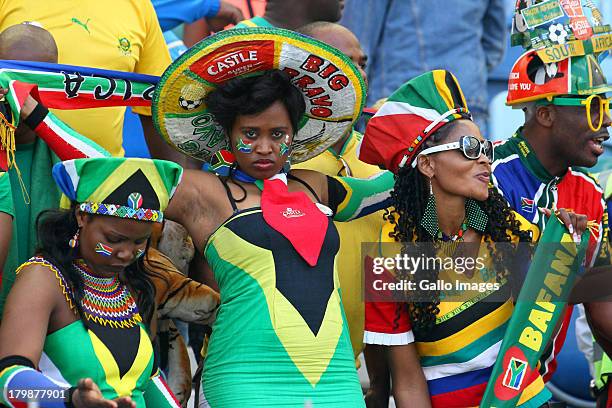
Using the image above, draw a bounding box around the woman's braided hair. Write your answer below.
[385,120,531,333]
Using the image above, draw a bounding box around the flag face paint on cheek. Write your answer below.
[136,248,145,258]
[280,142,289,157]
[95,242,114,257]
[279,134,290,157]
[236,138,253,153]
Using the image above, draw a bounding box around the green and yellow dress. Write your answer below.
[203,205,365,407]
[0,257,180,408]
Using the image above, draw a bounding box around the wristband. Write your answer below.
[23,102,49,130]
[0,354,35,372]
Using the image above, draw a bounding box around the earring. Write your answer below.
[420,179,439,238]
[69,229,80,248]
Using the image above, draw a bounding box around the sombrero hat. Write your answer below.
[152,27,366,164]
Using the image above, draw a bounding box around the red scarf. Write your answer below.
[260,175,328,266]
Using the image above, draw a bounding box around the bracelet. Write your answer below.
[23,102,48,130]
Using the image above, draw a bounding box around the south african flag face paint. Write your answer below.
[95,242,114,257]
[135,248,145,258]
[236,138,253,153]
[279,135,290,157]
[279,142,290,157]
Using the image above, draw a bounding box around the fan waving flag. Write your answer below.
[0,60,159,170]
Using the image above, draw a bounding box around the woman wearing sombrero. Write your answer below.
[356,70,585,407]
[151,28,393,406]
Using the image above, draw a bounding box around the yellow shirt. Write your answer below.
[0,0,172,157]
[293,130,386,358]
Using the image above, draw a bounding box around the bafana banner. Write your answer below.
[479,215,589,408]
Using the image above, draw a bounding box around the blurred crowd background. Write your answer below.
[125,0,612,171]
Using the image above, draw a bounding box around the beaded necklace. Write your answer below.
[73,260,142,328]
[437,221,468,242]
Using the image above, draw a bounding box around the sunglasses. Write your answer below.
[411,135,494,168]
[544,94,611,132]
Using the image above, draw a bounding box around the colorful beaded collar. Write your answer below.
[73,260,142,329]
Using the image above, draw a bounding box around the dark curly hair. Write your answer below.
[205,69,306,136]
[385,120,531,332]
[35,205,156,326]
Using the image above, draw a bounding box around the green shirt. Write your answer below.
[1,139,61,315]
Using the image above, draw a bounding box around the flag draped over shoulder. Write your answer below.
[0,60,159,170]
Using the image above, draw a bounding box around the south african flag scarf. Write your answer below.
[0,60,159,170]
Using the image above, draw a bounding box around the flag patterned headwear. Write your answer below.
[510,0,611,62]
[507,50,612,105]
[506,0,612,105]
[358,70,471,174]
[52,158,183,222]
[152,27,366,165]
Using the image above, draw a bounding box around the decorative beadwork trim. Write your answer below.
[79,202,162,222]
[400,107,472,169]
[16,257,75,312]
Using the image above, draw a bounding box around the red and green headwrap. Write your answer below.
[357,70,471,174]
[506,0,612,105]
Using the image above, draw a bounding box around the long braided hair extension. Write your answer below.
[384,121,532,333]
